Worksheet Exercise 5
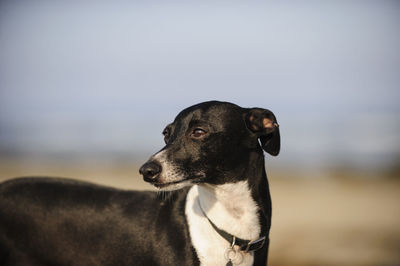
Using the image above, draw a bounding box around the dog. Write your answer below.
[0,101,280,266]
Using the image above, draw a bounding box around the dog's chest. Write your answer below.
[185,182,261,266]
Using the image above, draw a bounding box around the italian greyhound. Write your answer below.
[0,101,280,265]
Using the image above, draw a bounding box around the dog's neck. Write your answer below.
[185,150,270,265]
[196,149,270,240]
[185,179,264,266]
[197,181,261,240]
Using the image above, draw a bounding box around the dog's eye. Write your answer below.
[162,128,170,144]
[191,128,207,139]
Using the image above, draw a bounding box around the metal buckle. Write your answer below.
[244,236,266,253]
[231,236,236,248]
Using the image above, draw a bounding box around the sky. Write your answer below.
[0,1,399,170]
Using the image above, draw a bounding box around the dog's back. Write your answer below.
[0,177,198,266]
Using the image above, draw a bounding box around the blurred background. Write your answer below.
[0,1,399,265]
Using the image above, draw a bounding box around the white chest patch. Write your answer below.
[185,181,261,266]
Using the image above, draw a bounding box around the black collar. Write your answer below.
[198,199,268,253]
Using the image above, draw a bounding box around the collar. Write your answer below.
[198,198,268,253]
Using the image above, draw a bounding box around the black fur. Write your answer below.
[0,178,199,266]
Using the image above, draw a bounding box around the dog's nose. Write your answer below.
[139,162,162,182]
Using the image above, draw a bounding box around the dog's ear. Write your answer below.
[245,108,280,156]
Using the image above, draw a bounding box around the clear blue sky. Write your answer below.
[0,1,399,170]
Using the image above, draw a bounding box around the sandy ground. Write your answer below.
[0,159,399,266]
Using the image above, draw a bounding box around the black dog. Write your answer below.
[0,101,280,266]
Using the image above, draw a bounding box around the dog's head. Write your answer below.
[139,101,280,191]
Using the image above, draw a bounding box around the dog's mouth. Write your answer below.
[152,179,185,188]
[149,176,205,190]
